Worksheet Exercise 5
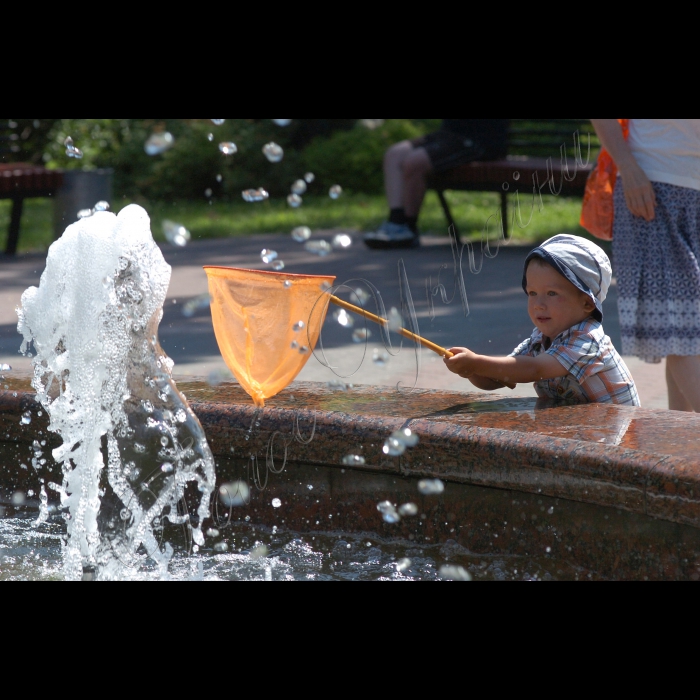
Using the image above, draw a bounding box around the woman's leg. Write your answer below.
[384,141,414,210]
[666,355,700,411]
[401,147,433,218]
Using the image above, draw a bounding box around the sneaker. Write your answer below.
[364,222,420,250]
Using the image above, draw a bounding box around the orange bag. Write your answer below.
[580,119,629,241]
[204,267,336,407]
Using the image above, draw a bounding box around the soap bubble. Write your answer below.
[216,174,223,182]
[292,226,312,242]
[12,492,26,506]
[320,282,332,292]
[329,185,343,200]
[439,565,472,582]
[163,220,191,247]
[206,528,220,538]
[333,309,354,328]
[377,501,401,524]
[397,558,412,572]
[352,288,370,305]
[284,280,293,289]
[304,240,332,256]
[291,340,299,350]
[219,481,250,507]
[352,328,372,343]
[205,188,213,198]
[361,119,385,130]
[287,194,302,208]
[263,142,284,163]
[161,463,174,474]
[94,201,110,212]
[211,119,225,126]
[219,142,238,156]
[304,172,315,183]
[418,479,445,496]
[214,542,229,553]
[298,346,309,354]
[261,249,278,264]
[291,179,307,195]
[398,503,418,517]
[0,364,11,371]
[21,412,31,425]
[513,171,521,181]
[293,321,305,332]
[242,188,269,203]
[272,120,291,127]
[328,380,350,392]
[144,132,174,156]
[332,234,353,249]
[342,455,366,466]
[272,261,285,271]
[383,437,406,457]
[208,133,214,142]
[272,498,282,508]
[372,349,389,366]
[77,209,93,219]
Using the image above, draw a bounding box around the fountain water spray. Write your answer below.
[17,205,216,580]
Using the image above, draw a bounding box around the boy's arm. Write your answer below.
[444,347,567,385]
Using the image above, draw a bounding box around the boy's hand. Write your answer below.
[444,347,480,378]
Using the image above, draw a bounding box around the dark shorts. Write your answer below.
[411,130,507,172]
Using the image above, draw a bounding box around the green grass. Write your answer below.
[0,190,590,254]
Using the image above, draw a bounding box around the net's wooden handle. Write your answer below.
[329,296,454,359]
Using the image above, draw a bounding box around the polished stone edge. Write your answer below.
[1,385,699,531]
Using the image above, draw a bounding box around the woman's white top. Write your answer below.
[628,119,700,192]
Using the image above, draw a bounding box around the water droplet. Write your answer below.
[284,280,293,289]
[291,179,307,195]
[250,544,269,560]
[398,503,418,517]
[418,479,445,496]
[205,188,213,198]
[272,260,285,271]
[94,201,110,212]
[292,321,305,332]
[304,240,333,257]
[120,508,132,521]
[291,340,299,350]
[206,528,220,538]
[307,485,314,491]
[144,132,174,156]
[546,547,552,553]
[160,437,169,447]
[383,437,406,457]
[439,565,472,582]
[219,481,250,507]
[352,328,371,343]
[219,142,238,156]
[377,501,401,524]
[12,491,25,506]
[263,142,284,163]
[207,133,214,142]
[0,364,11,371]
[332,233,353,249]
[214,542,229,553]
[134,443,146,454]
[513,171,521,181]
[21,412,31,425]
[304,172,315,183]
[327,380,350,392]
[287,194,302,208]
[392,428,419,448]
[298,346,309,354]
[216,174,223,182]
[142,400,154,413]
[333,309,354,328]
[397,558,412,572]
[261,249,278,264]
[292,226,312,242]
[242,188,269,203]
[502,182,510,191]
[176,409,187,423]
[162,220,191,247]
[161,463,174,474]
[272,498,282,509]
[329,185,343,200]
[548,507,554,515]
[342,454,366,466]
[372,349,389,366]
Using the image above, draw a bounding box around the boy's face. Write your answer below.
[526,261,596,339]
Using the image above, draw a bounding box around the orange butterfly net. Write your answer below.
[205,266,454,407]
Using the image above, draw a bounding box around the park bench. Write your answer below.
[427,119,598,244]
[1,121,63,256]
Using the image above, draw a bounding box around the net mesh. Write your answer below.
[204,266,336,407]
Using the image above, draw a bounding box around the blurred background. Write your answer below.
[0,118,593,253]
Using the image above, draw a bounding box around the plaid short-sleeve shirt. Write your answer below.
[510,320,641,406]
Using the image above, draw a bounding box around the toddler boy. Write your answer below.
[444,234,640,406]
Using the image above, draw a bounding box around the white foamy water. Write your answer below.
[17,205,216,581]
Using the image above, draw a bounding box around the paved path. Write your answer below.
[0,231,669,409]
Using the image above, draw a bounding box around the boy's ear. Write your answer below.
[583,294,596,312]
